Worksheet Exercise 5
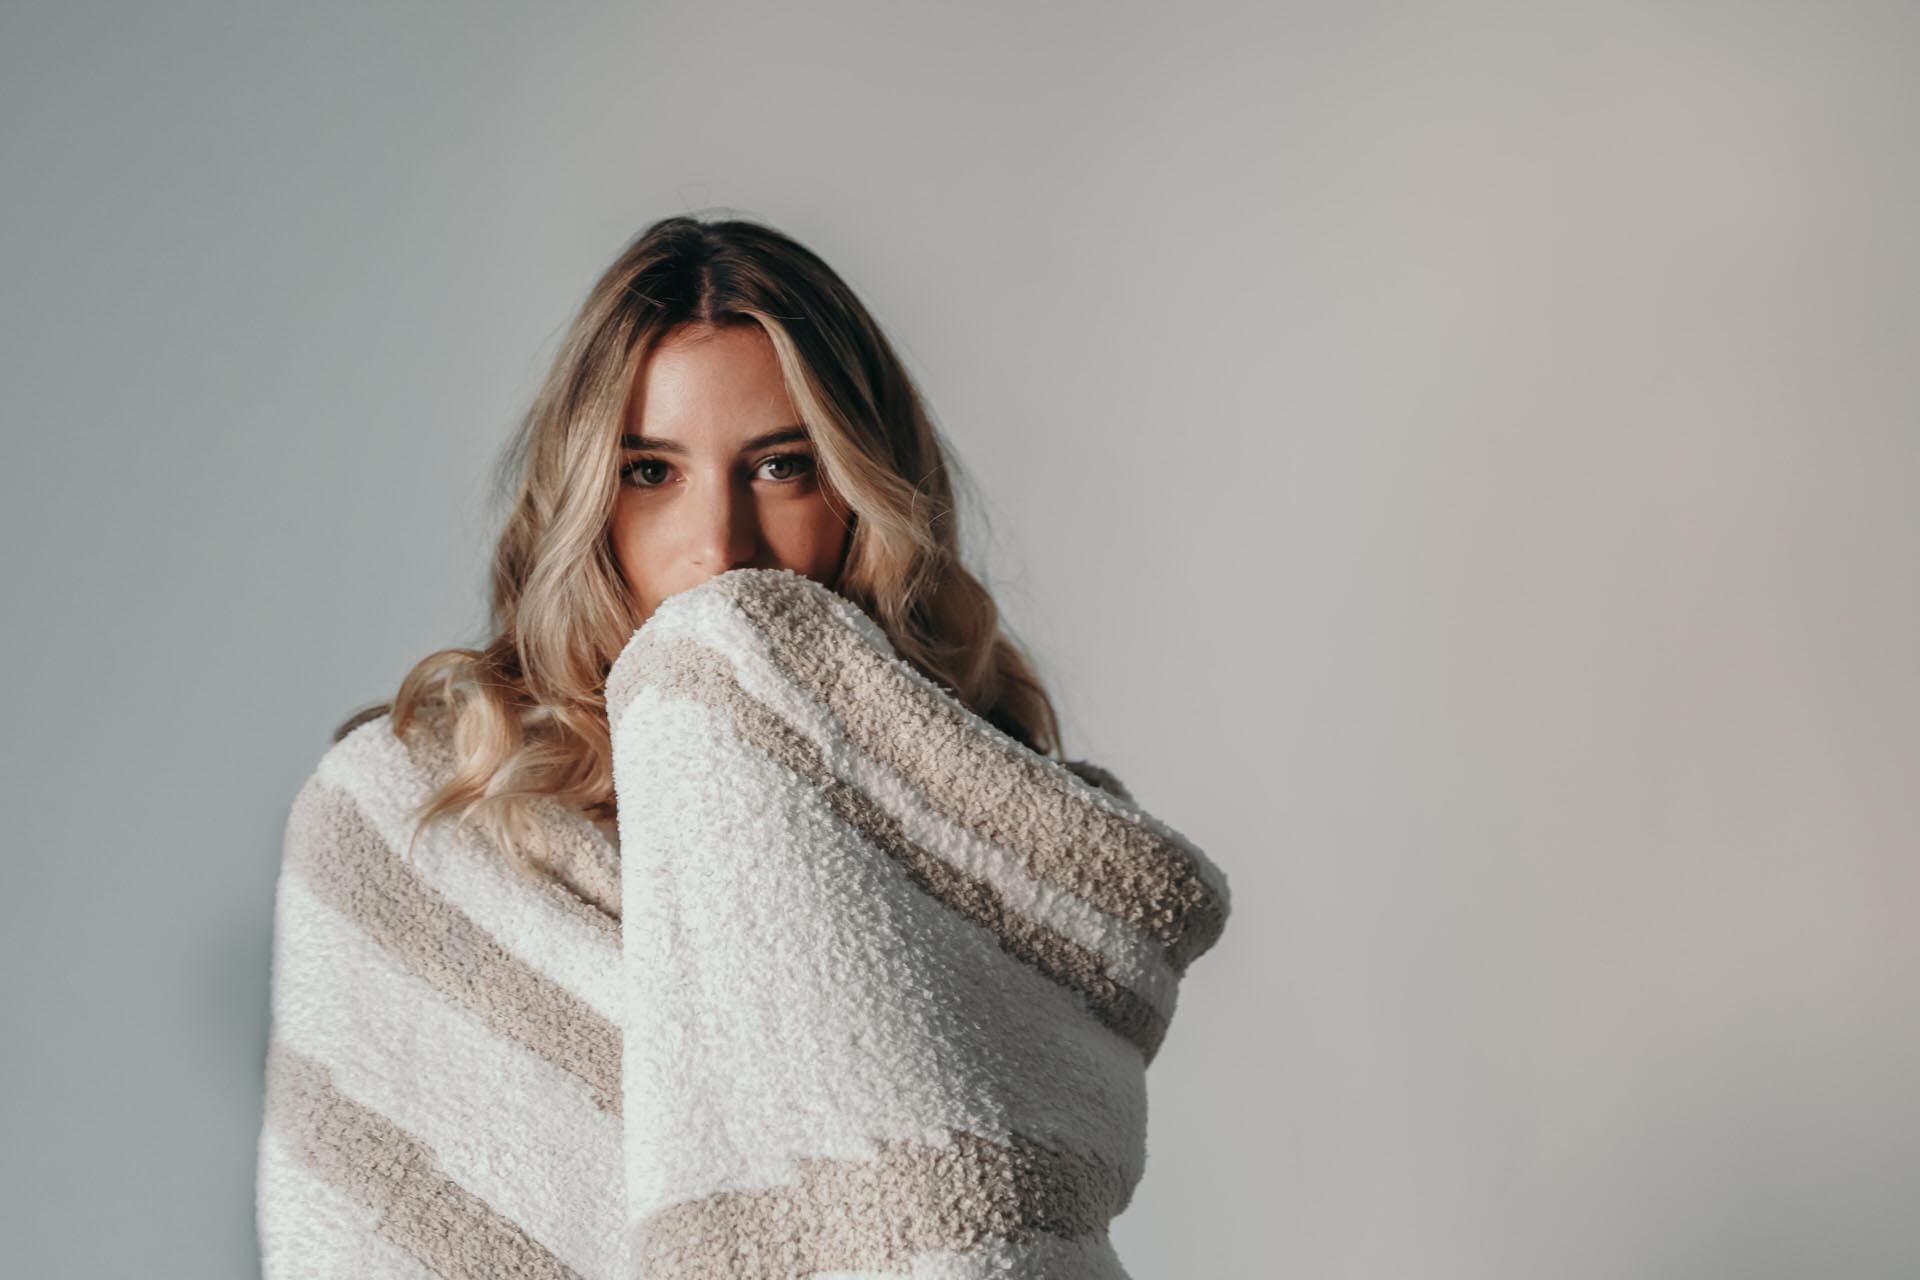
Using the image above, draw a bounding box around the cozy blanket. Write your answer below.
[257,567,1232,1279]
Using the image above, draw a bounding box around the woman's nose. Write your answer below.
[686,473,760,572]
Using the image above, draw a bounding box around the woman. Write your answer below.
[339,213,1128,881]
[258,215,1219,1280]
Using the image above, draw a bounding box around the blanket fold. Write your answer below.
[606,568,1232,1279]
[255,566,1230,1280]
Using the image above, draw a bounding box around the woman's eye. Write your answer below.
[760,453,817,483]
[619,458,672,487]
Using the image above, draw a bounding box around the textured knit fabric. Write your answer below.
[256,566,1231,1279]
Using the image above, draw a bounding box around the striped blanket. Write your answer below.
[257,567,1232,1279]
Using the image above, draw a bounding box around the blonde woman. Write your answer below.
[256,214,1225,1280]
[338,213,1128,876]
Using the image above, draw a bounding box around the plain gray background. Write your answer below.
[4,2,1916,1277]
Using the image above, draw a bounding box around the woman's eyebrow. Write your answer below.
[620,425,810,454]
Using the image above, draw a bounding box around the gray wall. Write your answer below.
[4,2,1916,1276]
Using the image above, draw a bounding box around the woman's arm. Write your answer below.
[607,569,1230,1279]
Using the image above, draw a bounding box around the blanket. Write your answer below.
[256,566,1232,1279]
[606,568,1231,1278]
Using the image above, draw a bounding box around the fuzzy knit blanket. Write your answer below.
[257,567,1231,1280]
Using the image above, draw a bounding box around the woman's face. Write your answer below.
[611,323,853,625]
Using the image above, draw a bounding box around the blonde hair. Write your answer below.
[335,214,1067,882]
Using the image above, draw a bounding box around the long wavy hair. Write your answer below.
[333,214,1068,883]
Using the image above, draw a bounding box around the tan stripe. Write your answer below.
[636,1125,1129,1278]
[284,777,622,1112]
[264,1038,585,1280]
[719,574,1229,972]
[629,635,1171,1061]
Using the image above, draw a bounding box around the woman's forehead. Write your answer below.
[626,325,798,442]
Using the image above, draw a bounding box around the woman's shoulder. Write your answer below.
[330,701,392,745]
[285,701,620,917]
[288,703,460,839]
[1059,757,1133,803]
[274,703,465,886]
